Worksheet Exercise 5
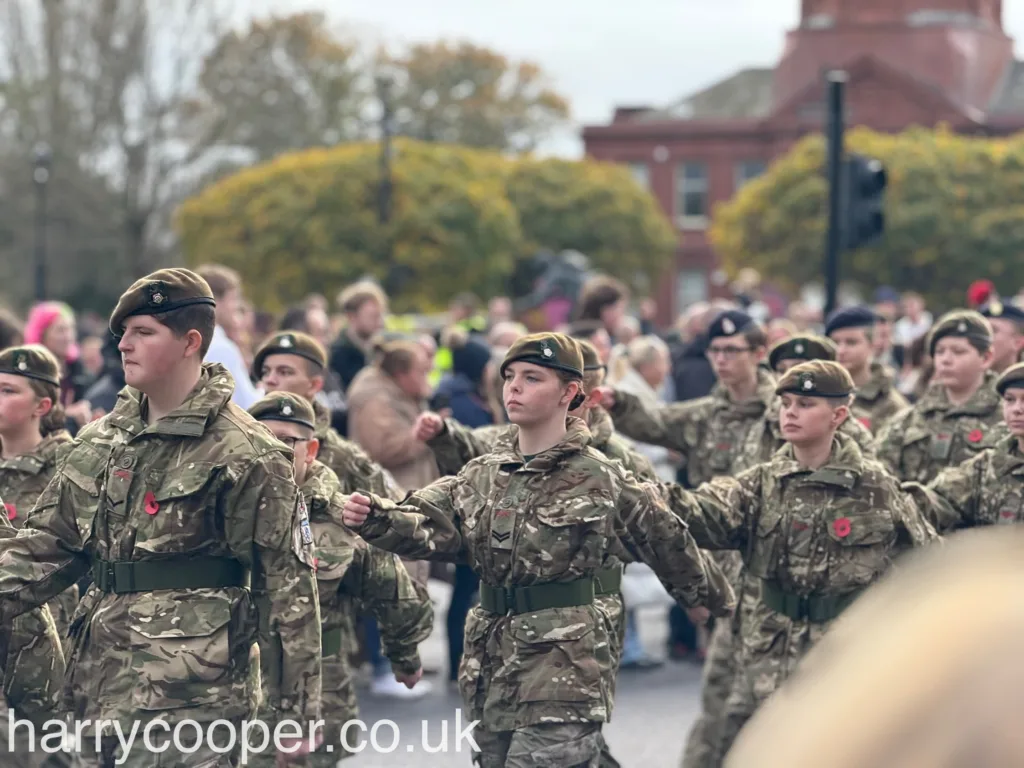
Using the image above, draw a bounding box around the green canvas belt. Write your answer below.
[92,556,248,594]
[321,627,344,657]
[479,566,623,615]
[761,579,861,623]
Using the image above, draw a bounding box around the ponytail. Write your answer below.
[29,380,65,437]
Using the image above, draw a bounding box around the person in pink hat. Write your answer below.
[23,302,94,430]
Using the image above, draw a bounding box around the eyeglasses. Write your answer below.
[706,346,753,360]
[279,437,312,449]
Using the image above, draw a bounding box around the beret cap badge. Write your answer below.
[957,321,968,333]
[801,374,814,390]
[147,282,168,307]
[794,343,805,355]
[279,335,294,348]
[721,317,736,335]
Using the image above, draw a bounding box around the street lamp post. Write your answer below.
[376,74,394,228]
[32,143,51,302]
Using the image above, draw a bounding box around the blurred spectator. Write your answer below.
[251,310,277,352]
[894,291,933,347]
[766,318,798,347]
[195,264,260,409]
[615,316,642,347]
[898,334,933,402]
[431,328,495,428]
[638,297,659,335]
[731,268,770,322]
[79,335,104,378]
[487,321,527,350]
[967,278,996,309]
[576,275,629,340]
[871,299,904,370]
[331,281,388,393]
[279,303,348,430]
[872,286,902,319]
[448,292,485,332]
[24,302,93,430]
[83,333,126,416]
[668,303,719,404]
[0,308,24,351]
[234,299,256,370]
[487,296,513,329]
[611,336,677,482]
[304,293,329,314]
[568,320,613,366]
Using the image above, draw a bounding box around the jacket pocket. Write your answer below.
[132,464,220,554]
[127,593,233,711]
[509,605,602,703]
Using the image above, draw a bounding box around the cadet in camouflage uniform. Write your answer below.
[979,297,1024,374]
[248,393,433,765]
[0,269,322,767]
[766,335,836,375]
[903,363,1024,533]
[0,499,67,768]
[344,333,734,768]
[876,310,1008,483]
[0,346,79,642]
[824,306,908,434]
[661,361,938,759]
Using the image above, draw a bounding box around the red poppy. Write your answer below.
[144,491,159,515]
[833,517,852,538]
[313,557,319,572]
[3,503,15,520]
[968,429,984,443]
[858,417,872,431]
[1001,510,1015,520]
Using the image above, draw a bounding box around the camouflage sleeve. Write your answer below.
[659,469,761,551]
[902,455,983,533]
[230,454,322,723]
[0,463,90,624]
[351,447,405,502]
[874,408,912,479]
[358,476,466,563]
[610,476,734,617]
[891,487,940,552]
[347,539,434,676]
[840,416,877,457]
[427,419,501,476]
[619,444,659,482]
[607,390,698,455]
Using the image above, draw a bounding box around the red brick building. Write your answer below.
[583,0,1024,323]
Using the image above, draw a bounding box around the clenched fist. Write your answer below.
[343,492,373,527]
[592,386,616,410]
[413,411,445,442]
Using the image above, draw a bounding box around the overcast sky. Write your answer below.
[245,0,1024,156]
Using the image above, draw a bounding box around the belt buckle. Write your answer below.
[796,594,811,620]
[502,587,516,615]
[95,561,114,592]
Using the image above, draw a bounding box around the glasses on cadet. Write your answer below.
[706,346,753,360]
[279,437,312,449]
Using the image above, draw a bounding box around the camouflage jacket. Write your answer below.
[313,399,403,500]
[0,508,65,729]
[904,434,1024,533]
[0,432,72,528]
[357,418,733,731]
[851,363,908,435]
[662,433,937,679]
[875,373,1008,483]
[608,368,777,489]
[0,364,321,734]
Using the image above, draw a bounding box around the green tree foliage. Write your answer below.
[176,140,675,312]
[711,126,1024,309]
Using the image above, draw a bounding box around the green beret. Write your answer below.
[252,331,327,380]
[996,362,1024,395]
[0,345,60,387]
[927,310,992,357]
[500,333,583,379]
[776,360,854,399]
[248,392,316,430]
[577,339,605,372]
[109,268,216,336]
[768,335,836,372]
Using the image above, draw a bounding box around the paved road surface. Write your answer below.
[344,581,703,768]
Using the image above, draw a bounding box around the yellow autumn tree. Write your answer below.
[711,126,1024,309]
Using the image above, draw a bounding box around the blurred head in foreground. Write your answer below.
[726,527,1024,768]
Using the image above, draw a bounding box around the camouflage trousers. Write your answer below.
[0,715,72,768]
[68,719,244,768]
[679,616,738,768]
[473,723,603,768]
[48,586,80,656]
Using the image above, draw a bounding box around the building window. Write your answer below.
[675,162,708,229]
[735,160,766,191]
[627,161,650,189]
[676,269,708,311]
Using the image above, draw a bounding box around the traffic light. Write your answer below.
[843,154,887,249]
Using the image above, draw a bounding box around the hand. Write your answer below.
[686,606,711,627]
[343,493,372,527]
[413,412,444,442]
[395,667,423,689]
[592,386,615,410]
[275,730,323,766]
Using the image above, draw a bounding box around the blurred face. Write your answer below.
[601,299,627,332]
[903,296,924,318]
[349,299,384,339]
[832,328,873,374]
[639,349,671,390]
[118,316,200,393]
[588,329,613,366]
[394,348,433,400]
[0,374,49,436]
[872,314,893,353]
[42,315,75,361]
[489,297,512,323]
[990,318,1023,371]
[933,337,991,393]
[260,353,323,401]
[305,308,331,348]
[1002,388,1024,438]
[217,288,242,335]
[262,419,318,486]
[81,336,104,375]
[780,393,847,447]
[503,362,578,427]
[767,323,793,347]
[707,336,762,385]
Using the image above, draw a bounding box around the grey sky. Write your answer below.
[246,0,1024,156]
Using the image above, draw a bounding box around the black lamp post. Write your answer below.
[32,142,51,301]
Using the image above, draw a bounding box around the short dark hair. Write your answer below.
[194,264,241,300]
[742,323,768,350]
[279,305,310,333]
[577,276,628,322]
[156,304,216,358]
[0,308,24,352]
